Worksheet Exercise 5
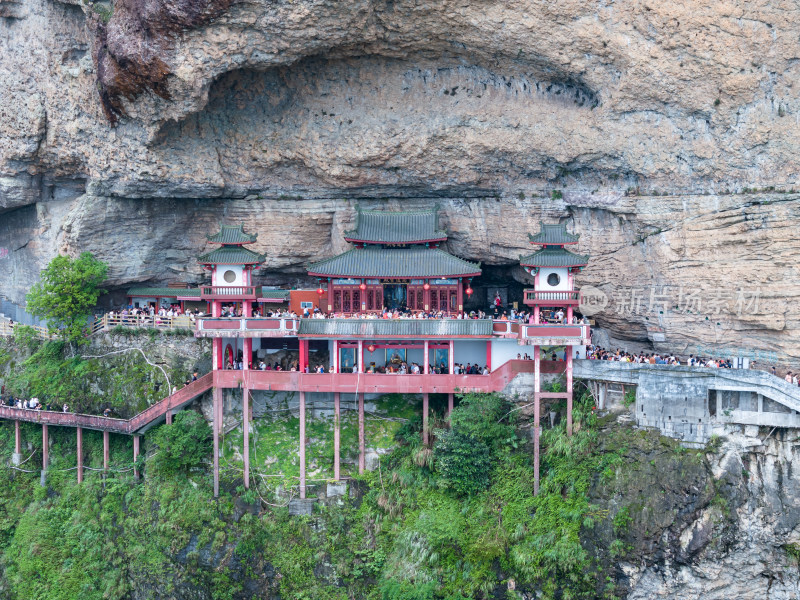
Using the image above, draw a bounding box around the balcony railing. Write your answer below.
[523,290,580,305]
[200,286,258,300]
[196,317,299,336]
[520,324,591,344]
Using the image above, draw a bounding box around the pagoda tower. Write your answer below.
[520,222,589,494]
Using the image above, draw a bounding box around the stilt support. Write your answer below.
[423,393,429,446]
[534,345,540,495]
[334,392,341,481]
[14,420,20,455]
[567,347,573,437]
[76,427,83,484]
[166,410,172,425]
[103,430,110,473]
[42,424,49,470]
[299,391,306,499]
[133,434,140,481]
[243,386,250,490]
[213,386,222,497]
[448,393,454,419]
[358,393,365,474]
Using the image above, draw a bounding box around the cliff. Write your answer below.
[1,0,799,364]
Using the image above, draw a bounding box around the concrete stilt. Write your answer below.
[358,393,365,475]
[42,424,49,470]
[422,393,429,446]
[166,410,172,425]
[103,430,110,473]
[76,427,83,483]
[12,420,21,465]
[567,348,573,437]
[448,393,454,419]
[534,345,540,495]
[299,391,306,499]
[213,387,221,497]
[133,434,140,481]
[243,386,250,490]
[334,392,340,481]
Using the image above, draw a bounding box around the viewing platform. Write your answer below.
[523,290,581,305]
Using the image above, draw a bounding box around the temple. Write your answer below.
[130,211,591,497]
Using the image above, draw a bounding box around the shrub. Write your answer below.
[433,428,491,496]
[148,410,212,476]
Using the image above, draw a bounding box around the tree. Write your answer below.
[148,411,212,477]
[26,252,108,345]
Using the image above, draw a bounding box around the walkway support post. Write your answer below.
[534,345,540,495]
[166,410,172,425]
[423,340,429,374]
[358,393,365,474]
[423,393,429,446]
[567,347,573,437]
[448,393,454,420]
[42,424,49,470]
[76,427,83,484]
[213,386,222,497]
[14,420,20,455]
[133,435,140,481]
[448,340,454,374]
[103,430,110,473]
[299,391,306,499]
[243,386,250,490]
[334,392,340,481]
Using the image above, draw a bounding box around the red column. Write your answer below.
[212,300,221,317]
[103,430,109,472]
[299,391,306,499]
[358,393,365,474]
[42,425,49,470]
[14,420,20,455]
[358,340,364,373]
[327,278,334,311]
[423,340,429,374]
[213,338,223,370]
[422,393,429,446]
[243,300,252,318]
[567,305,573,323]
[457,281,464,312]
[76,427,83,483]
[166,408,173,425]
[424,282,430,311]
[334,392,340,481]
[448,393,454,418]
[299,340,308,373]
[534,305,540,324]
[534,345,540,495]
[567,346,574,437]
[486,340,492,371]
[448,340,454,374]
[243,386,250,490]
[243,338,252,370]
[133,434,140,481]
[333,340,339,373]
[213,387,221,497]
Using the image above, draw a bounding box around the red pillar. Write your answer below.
[448,340,454,374]
[103,430,109,472]
[486,340,492,371]
[423,340,429,374]
[14,420,20,455]
[133,434,141,481]
[299,391,306,499]
[213,387,222,497]
[424,281,430,311]
[243,386,250,490]
[534,345,541,495]
[334,392,341,481]
[327,278,334,312]
[357,340,364,373]
[534,305,540,324]
[448,393,454,418]
[333,340,339,373]
[299,340,308,373]
[166,409,173,425]
[243,338,252,370]
[76,427,83,484]
[457,280,464,313]
[212,300,221,317]
[422,393,429,446]
[243,300,252,318]
[213,338,223,370]
[358,393,365,474]
[567,346,574,437]
[42,425,49,470]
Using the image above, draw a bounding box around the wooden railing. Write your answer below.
[0,321,53,339]
[200,286,258,300]
[98,314,195,332]
[523,290,581,305]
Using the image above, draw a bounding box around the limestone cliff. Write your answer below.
[1,0,799,364]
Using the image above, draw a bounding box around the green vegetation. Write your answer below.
[148,411,212,476]
[551,189,563,200]
[26,252,108,346]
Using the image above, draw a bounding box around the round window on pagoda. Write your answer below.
[223,270,237,283]
[547,273,560,287]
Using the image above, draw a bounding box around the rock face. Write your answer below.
[1,0,800,364]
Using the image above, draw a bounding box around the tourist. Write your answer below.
[785,372,793,384]
[62,403,69,413]
[103,407,112,418]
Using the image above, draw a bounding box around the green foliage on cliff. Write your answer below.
[26,252,108,345]
[148,411,212,476]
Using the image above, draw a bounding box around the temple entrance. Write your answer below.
[383,284,407,311]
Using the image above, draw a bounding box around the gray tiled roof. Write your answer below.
[519,247,589,267]
[298,319,493,338]
[259,289,290,300]
[198,246,264,265]
[207,224,257,245]
[127,287,201,297]
[528,222,580,245]
[307,246,481,278]
[344,209,447,244]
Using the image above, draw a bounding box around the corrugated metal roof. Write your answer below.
[528,222,580,245]
[344,209,447,244]
[198,246,264,265]
[298,319,493,338]
[308,246,481,278]
[127,287,201,297]
[207,224,257,245]
[519,247,589,267]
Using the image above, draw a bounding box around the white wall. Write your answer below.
[213,265,244,287]
[490,339,522,368]
[538,267,569,291]
[453,340,489,367]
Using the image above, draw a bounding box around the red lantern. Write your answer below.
[423,282,430,291]
[316,287,324,296]
[465,287,473,296]
[367,344,376,353]
[359,282,367,291]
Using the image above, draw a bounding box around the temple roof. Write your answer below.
[207,224,257,245]
[519,247,589,268]
[343,208,447,244]
[528,222,580,245]
[127,287,202,298]
[198,246,264,265]
[298,318,493,338]
[307,246,481,278]
[259,289,290,301]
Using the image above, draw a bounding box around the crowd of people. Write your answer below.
[587,345,735,368]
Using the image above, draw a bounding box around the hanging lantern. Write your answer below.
[367,344,376,353]
[316,287,324,296]
[423,282,430,291]
[465,287,473,296]
[359,282,367,291]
